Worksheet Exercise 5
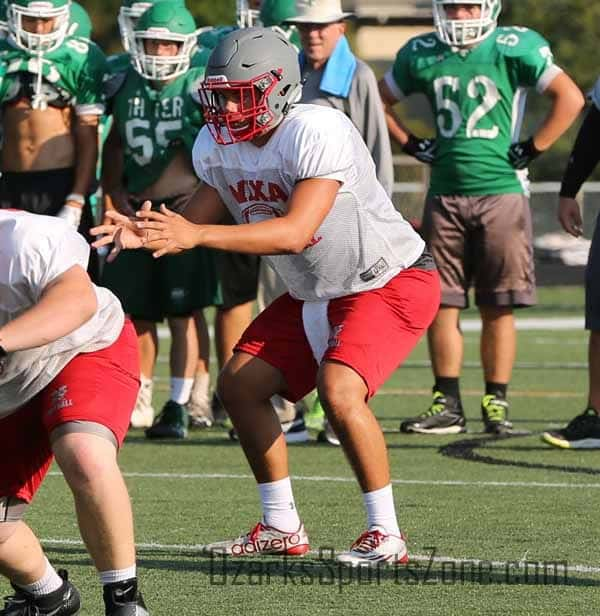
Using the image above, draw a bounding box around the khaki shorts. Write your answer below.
[423,194,536,308]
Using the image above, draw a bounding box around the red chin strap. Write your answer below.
[199,71,280,145]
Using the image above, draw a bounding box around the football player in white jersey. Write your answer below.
[0,211,148,614]
[92,28,440,567]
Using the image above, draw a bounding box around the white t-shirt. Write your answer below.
[0,211,124,418]
[193,104,424,302]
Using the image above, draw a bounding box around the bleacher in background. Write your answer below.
[343,0,432,21]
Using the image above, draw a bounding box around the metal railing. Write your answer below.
[391,155,600,236]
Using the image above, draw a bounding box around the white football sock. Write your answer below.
[99,565,137,586]
[363,484,401,536]
[258,477,301,532]
[170,377,194,404]
[18,558,63,596]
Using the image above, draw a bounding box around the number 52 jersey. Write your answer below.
[384,27,563,196]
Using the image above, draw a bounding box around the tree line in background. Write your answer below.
[83,0,600,180]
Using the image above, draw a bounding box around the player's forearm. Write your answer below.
[191,217,308,255]
[101,125,125,197]
[0,267,97,352]
[72,121,100,198]
[534,74,585,151]
[378,80,410,147]
[560,105,600,198]
[383,106,411,147]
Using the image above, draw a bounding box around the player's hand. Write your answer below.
[57,204,83,229]
[508,137,542,170]
[90,207,146,263]
[558,197,583,237]
[402,135,437,164]
[135,204,200,258]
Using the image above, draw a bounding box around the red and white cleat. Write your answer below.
[337,528,409,567]
[203,521,310,557]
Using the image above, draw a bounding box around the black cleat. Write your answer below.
[103,579,149,616]
[145,400,188,439]
[481,395,514,435]
[1,569,81,615]
[542,408,600,449]
[400,391,466,435]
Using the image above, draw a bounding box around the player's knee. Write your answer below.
[318,382,358,420]
[216,367,246,411]
[54,440,114,492]
[217,363,268,413]
[0,499,28,543]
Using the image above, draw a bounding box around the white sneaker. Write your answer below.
[271,394,297,423]
[130,378,154,428]
[203,521,310,557]
[188,395,213,429]
[317,420,341,446]
[337,528,409,567]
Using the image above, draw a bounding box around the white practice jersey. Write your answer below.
[0,211,124,418]
[193,104,424,302]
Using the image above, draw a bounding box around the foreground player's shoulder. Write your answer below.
[285,105,353,145]
[493,26,552,59]
[1,212,87,281]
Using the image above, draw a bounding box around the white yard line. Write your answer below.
[48,471,600,489]
[39,537,600,576]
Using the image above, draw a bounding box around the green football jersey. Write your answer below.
[0,35,107,114]
[109,53,206,195]
[386,27,561,196]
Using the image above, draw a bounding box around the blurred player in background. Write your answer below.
[0,0,107,280]
[379,0,584,436]
[102,1,220,437]
[542,78,600,449]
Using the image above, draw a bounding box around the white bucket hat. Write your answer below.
[285,0,354,24]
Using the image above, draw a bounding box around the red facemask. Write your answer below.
[199,70,282,145]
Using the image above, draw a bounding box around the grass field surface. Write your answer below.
[3,286,599,615]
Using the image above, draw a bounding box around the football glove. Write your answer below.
[508,137,542,170]
[403,135,437,164]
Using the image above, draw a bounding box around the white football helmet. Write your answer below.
[433,0,501,47]
[7,0,71,54]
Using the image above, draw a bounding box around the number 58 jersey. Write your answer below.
[384,27,563,196]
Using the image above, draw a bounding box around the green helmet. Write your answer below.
[68,1,91,39]
[118,0,184,52]
[259,0,296,27]
[7,0,71,53]
[131,1,197,81]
